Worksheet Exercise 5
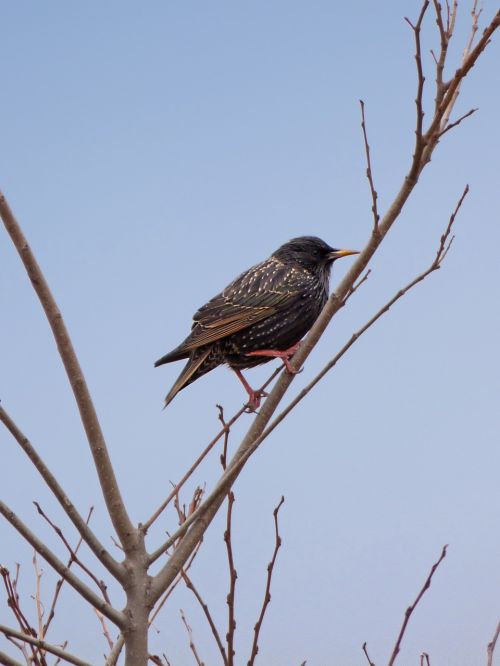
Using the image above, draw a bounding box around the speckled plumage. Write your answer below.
[155,236,358,406]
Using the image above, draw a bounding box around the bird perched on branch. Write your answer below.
[155,236,358,410]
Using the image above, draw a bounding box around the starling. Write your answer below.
[155,236,358,409]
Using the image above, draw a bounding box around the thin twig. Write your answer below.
[182,570,228,665]
[345,269,371,302]
[420,653,431,666]
[438,107,477,137]
[149,541,203,628]
[95,609,115,651]
[247,497,285,666]
[180,609,205,666]
[388,545,448,666]
[487,620,500,666]
[440,1,482,131]
[405,2,429,164]
[362,642,376,666]
[359,100,380,232]
[32,552,45,643]
[0,565,41,664]
[431,0,450,110]
[225,491,237,666]
[33,502,111,604]
[43,506,94,635]
[218,405,231,470]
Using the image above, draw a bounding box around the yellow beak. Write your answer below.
[329,249,359,260]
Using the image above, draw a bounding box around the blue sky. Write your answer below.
[1,2,500,664]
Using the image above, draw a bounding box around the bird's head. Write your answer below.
[273,236,359,275]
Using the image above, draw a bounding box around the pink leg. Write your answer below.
[233,369,268,411]
[245,342,301,374]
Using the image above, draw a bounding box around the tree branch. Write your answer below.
[0,406,124,582]
[247,496,284,666]
[224,491,237,666]
[0,192,135,553]
[0,501,125,629]
[104,635,125,666]
[388,545,448,666]
[362,642,376,666]
[0,624,92,666]
[43,507,93,635]
[0,649,23,666]
[181,571,227,666]
[359,100,380,232]
[487,620,500,666]
[180,609,205,666]
[33,501,111,604]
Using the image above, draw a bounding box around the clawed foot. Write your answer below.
[245,342,302,375]
[244,389,269,413]
[234,369,269,413]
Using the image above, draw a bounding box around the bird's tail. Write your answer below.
[163,348,212,407]
[154,345,190,367]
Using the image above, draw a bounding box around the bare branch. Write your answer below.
[33,502,111,604]
[405,1,429,164]
[487,620,500,666]
[439,1,481,131]
[0,406,123,582]
[180,609,205,666]
[431,0,452,109]
[0,192,135,552]
[362,642,376,666]
[150,540,203,629]
[345,269,371,302]
[0,501,125,629]
[438,108,477,137]
[388,545,448,666]
[224,492,237,666]
[0,650,23,666]
[95,609,115,651]
[0,565,41,664]
[43,507,94,635]
[32,553,45,648]
[428,9,499,142]
[359,101,380,231]
[0,623,92,666]
[181,571,227,666]
[104,635,125,666]
[247,496,285,666]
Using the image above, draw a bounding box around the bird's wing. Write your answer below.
[177,259,304,352]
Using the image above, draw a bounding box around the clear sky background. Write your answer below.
[1,2,500,664]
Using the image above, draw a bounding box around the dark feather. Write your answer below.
[155,236,357,405]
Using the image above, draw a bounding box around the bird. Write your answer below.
[155,236,358,410]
